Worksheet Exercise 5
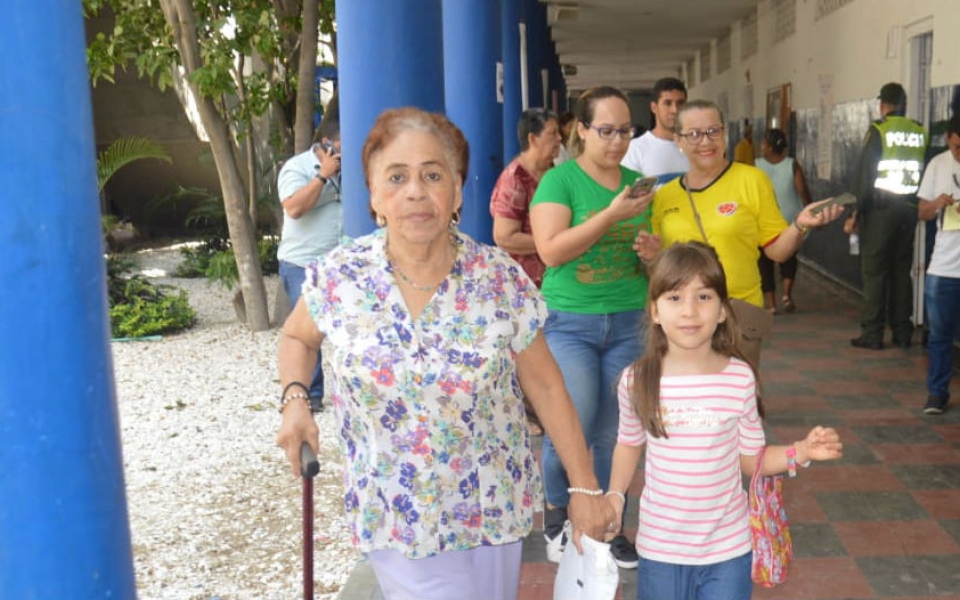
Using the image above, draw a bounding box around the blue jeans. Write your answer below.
[924,273,960,399]
[280,260,324,400]
[638,552,753,600]
[540,309,644,507]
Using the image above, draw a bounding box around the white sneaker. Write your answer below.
[544,520,570,563]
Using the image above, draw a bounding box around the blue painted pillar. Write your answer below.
[0,1,136,598]
[544,34,561,111]
[501,0,522,160]
[443,0,502,245]
[336,0,445,237]
[523,0,545,108]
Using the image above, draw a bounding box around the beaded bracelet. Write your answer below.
[283,381,310,398]
[278,391,310,413]
[785,444,799,478]
[567,487,604,497]
[605,490,626,505]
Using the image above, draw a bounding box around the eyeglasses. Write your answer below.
[586,124,636,140]
[677,126,725,144]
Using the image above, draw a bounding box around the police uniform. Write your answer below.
[852,113,928,346]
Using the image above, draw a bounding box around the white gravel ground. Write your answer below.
[113,245,358,600]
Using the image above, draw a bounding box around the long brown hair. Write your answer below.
[631,241,763,438]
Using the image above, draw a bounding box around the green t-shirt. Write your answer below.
[531,161,650,314]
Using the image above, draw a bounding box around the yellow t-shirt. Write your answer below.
[652,162,787,306]
[734,138,755,165]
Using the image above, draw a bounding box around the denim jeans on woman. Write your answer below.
[924,273,960,400]
[540,309,644,507]
[638,552,753,600]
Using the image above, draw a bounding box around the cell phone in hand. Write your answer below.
[811,192,856,215]
[629,176,658,198]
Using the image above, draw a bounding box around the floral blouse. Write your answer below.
[303,229,545,558]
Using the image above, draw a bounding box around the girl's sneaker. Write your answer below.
[609,534,639,569]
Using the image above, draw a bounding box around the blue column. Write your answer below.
[523,0,546,108]
[336,0,445,237]
[501,0,522,160]
[443,0,502,245]
[0,1,136,598]
[544,35,561,111]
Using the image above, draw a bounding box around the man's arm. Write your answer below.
[850,126,882,218]
[279,146,340,219]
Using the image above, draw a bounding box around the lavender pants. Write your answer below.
[367,541,523,600]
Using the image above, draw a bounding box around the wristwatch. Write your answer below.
[315,172,328,185]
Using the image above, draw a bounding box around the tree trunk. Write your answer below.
[294,0,320,153]
[161,0,271,331]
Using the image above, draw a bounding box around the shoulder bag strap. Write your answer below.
[684,177,710,243]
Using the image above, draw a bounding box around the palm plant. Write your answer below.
[97,136,171,192]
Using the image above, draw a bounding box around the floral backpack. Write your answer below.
[749,445,793,587]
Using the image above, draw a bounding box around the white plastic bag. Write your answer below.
[553,533,619,600]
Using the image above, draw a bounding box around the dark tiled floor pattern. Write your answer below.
[337,267,960,599]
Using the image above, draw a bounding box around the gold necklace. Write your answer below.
[386,236,457,292]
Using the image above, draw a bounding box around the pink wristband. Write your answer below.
[785,444,798,478]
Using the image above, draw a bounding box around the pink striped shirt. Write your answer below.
[617,358,764,565]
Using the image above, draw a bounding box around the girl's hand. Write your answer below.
[606,186,653,224]
[604,493,625,535]
[799,425,843,463]
[633,230,661,263]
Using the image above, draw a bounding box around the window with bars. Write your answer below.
[815,0,854,21]
[699,45,712,82]
[774,0,796,43]
[717,32,732,74]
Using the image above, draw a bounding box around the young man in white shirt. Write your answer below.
[919,113,960,415]
[621,77,689,185]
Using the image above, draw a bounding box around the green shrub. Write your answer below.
[197,235,280,290]
[177,236,279,280]
[175,239,226,278]
[108,257,196,338]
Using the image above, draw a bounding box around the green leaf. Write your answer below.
[97,136,172,192]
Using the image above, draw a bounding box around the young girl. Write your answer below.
[604,241,843,600]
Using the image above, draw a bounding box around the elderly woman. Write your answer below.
[530,85,653,569]
[490,108,562,437]
[276,107,613,600]
[490,107,562,289]
[636,99,842,365]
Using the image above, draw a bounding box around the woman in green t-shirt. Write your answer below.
[530,85,653,569]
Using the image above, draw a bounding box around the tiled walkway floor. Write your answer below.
[338,266,960,599]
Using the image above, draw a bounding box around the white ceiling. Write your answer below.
[544,0,761,93]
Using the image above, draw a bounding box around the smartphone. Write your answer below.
[811,192,856,215]
[629,176,658,198]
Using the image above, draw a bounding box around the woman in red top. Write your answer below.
[490,108,562,288]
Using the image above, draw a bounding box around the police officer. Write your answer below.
[847,82,928,350]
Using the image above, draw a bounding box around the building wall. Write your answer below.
[687,0,960,289]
